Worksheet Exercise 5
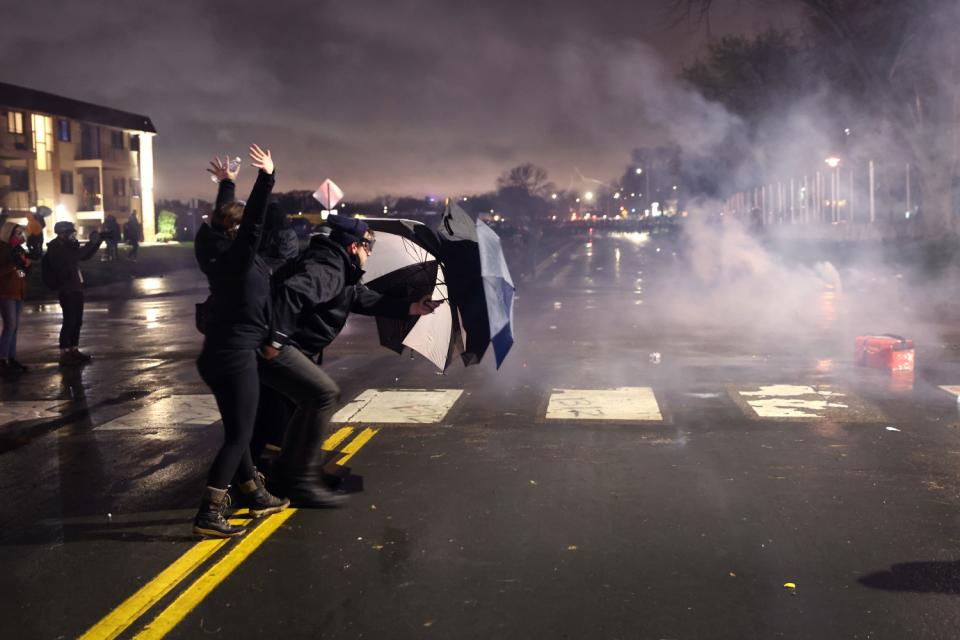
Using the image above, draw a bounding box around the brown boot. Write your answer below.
[193,486,246,538]
[238,471,290,518]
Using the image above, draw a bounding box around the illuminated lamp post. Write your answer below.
[825,156,840,223]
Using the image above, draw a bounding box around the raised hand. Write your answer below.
[206,156,239,182]
[249,144,274,175]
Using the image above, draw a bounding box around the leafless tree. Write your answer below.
[496,163,556,198]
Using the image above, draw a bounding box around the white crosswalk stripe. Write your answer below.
[732,384,884,421]
[11,378,931,432]
[97,395,220,431]
[332,389,463,424]
[738,384,847,419]
[0,401,61,424]
[545,387,662,422]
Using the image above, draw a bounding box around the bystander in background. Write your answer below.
[124,212,142,260]
[42,221,103,365]
[0,224,31,373]
[26,208,48,259]
[102,215,121,261]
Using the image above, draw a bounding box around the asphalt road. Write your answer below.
[3,228,960,639]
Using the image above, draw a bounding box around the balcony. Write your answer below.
[78,192,103,212]
[0,190,35,212]
[76,144,137,167]
[104,195,130,214]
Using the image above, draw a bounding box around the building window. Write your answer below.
[111,130,124,149]
[60,171,74,194]
[80,125,101,159]
[7,111,23,134]
[130,178,141,197]
[31,114,54,170]
[113,177,126,197]
[58,119,71,142]
[9,168,29,192]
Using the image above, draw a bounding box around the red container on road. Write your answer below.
[855,334,915,372]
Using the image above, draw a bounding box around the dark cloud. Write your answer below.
[0,0,799,201]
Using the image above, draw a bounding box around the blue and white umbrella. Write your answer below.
[476,220,515,368]
[436,201,516,369]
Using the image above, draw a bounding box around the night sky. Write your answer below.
[2,0,797,201]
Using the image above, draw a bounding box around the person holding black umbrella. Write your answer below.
[256,215,440,507]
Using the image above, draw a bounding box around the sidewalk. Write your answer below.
[25,243,201,301]
[79,268,207,301]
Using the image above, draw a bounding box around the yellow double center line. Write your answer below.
[79,426,379,640]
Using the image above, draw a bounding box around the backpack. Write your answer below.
[41,251,60,290]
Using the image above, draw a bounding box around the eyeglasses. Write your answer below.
[361,238,375,252]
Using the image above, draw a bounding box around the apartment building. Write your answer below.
[0,82,156,240]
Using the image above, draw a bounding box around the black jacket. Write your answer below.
[44,234,103,292]
[271,235,409,358]
[195,170,276,350]
[124,218,142,244]
[103,217,121,243]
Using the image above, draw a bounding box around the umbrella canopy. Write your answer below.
[362,218,462,370]
[436,202,516,369]
[436,202,490,365]
[477,219,515,368]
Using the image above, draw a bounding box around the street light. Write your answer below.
[635,168,643,175]
[824,157,841,222]
[584,191,594,202]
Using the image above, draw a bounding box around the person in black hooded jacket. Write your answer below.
[191,145,288,538]
[260,203,299,270]
[248,203,300,470]
[255,215,440,507]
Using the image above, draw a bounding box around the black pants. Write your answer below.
[258,347,340,484]
[58,291,84,349]
[251,384,294,462]
[198,347,259,489]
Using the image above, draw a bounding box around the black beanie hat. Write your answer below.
[54,221,76,235]
[326,214,368,247]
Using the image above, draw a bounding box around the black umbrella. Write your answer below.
[362,218,464,370]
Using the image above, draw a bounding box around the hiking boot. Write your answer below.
[193,487,246,538]
[285,482,348,509]
[238,471,290,518]
[58,350,81,366]
[7,359,27,372]
[72,350,93,363]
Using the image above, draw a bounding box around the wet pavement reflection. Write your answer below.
[4,235,960,639]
